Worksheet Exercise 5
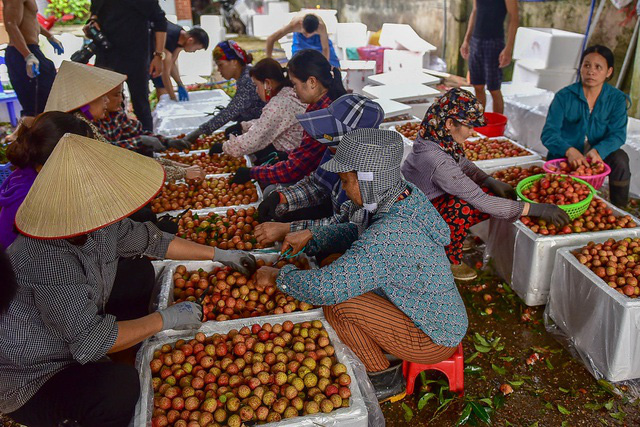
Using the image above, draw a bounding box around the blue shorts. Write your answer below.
[151,76,164,89]
[468,37,505,92]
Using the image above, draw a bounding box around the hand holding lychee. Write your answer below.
[256,266,279,288]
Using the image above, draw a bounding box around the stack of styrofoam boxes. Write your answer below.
[340,60,377,95]
[378,23,436,73]
[177,15,225,85]
[511,28,584,93]
[335,22,369,60]
[252,1,291,39]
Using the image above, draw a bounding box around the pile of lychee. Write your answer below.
[150,320,353,426]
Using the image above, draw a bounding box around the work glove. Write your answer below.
[48,36,64,55]
[258,191,281,223]
[184,129,201,144]
[224,122,243,137]
[213,248,257,276]
[165,138,191,150]
[230,167,252,185]
[25,54,39,78]
[527,203,571,227]
[208,143,223,155]
[139,135,166,152]
[159,301,203,330]
[484,176,517,200]
[177,85,189,101]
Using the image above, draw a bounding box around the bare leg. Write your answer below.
[473,85,487,109]
[490,90,504,114]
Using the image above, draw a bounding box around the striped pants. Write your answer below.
[323,292,457,372]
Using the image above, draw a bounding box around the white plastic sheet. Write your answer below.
[545,247,640,382]
[133,310,384,426]
[484,198,640,306]
[153,90,231,136]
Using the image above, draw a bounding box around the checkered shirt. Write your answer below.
[96,111,167,152]
[0,219,174,413]
[249,95,332,185]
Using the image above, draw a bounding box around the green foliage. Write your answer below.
[45,0,90,20]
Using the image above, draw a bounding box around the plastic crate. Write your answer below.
[543,158,611,190]
[356,46,389,73]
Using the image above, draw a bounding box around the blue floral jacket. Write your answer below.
[276,184,468,347]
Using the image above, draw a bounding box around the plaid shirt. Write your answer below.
[250,95,331,185]
[96,111,166,151]
[0,219,174,413]
[277,150,350,231]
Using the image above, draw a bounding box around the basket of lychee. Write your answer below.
[516,173,596,220]
[144,318,361,426]
[543,158,611,190]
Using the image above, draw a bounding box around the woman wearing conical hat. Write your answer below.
[44,61,202,182]
[0,134,256,426]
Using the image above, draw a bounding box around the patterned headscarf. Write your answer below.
[320,128,406,234]
[213,40,249,65]
[418,88,486,162]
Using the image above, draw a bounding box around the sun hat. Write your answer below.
[296,94,385,145]
[321,128,406,234]
[15,133,164,239]
[44,61,126,113]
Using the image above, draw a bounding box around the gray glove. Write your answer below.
[484,176,517,200]
[140,135,165,152]
[184,129,202,143]
[159,301,203,330]
[165,138,191,150]
[527,203,571,227]
[214,249,257,276]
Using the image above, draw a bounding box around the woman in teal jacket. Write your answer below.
[541,45,631,207]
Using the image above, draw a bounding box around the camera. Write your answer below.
[71,26,111,64]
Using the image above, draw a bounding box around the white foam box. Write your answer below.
[340,60,376,95]
[484,193,640,306]
[266,1,289,15]
[133,311,368,427]
[547,246,640,382]
[372,98,411,120]
[513,27,585,70]
[382,50,425,73]
[378,23,436,53]
[362,83,440,103]
[512,60,577,93]
[336,22,368,50]
[367,70,440,86]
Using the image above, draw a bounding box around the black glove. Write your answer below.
[224,122,243,137]
[527,203,571,227]
[208,143,224,155]
[230,167,252,185]
[258,191,281,222]
[184,129,201,143]
[165,138,191,150]
[484,177,516,200]
[139,135,165,151]
[276,151,289,162]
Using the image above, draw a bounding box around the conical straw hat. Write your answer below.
[15,133,165,239]
[44,61,126,113]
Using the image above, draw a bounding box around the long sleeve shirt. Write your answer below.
[97,110,167,152]
[223,87,306,157]
[249,94,331,186]
[197,67,265,135]
[277,150,350,231]
[402,136,524,222]
[541,82,629,160]
[276,185,468,348]
[0,219,174,413]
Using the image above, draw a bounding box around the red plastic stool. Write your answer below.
[402,343,464,396]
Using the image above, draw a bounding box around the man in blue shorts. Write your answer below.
[460,0,518,114]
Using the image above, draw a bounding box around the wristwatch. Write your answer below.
[153,51,166,60]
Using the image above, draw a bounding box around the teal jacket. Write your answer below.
[541,82,629,160]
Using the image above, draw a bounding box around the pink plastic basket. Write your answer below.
[543,158,611,190]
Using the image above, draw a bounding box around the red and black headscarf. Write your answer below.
[419,88,486,162]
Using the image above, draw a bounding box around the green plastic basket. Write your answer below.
[515,174,596,220]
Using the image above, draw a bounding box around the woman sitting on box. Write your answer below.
[402,88,570,281]
[256,128,466,403]
[184,40,265,143]
[0,134,256,427]
[542,45,631,208]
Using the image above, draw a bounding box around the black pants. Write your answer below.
[5,45,56,117]
[96,50,153,130]
[604,149,631,207]
[9,257,155,426]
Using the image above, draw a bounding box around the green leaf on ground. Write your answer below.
[545,359,554,370]
[492,363,506,375]
[464,365,482,374]
[469,401,491,423]
[508,380,524,388]
[499,356,515,362]
[557,404,571,415]
[456,403,473,426]
[493,393,506,409]
[474,332,489,347]
[474,343,492,353]
[417,392,436,411]
[559,387,570,393]
[465,352,480,363]
[584,402,603,411]
[604,399,615,411]
[610,411,626,422]
[402,402,414,423]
